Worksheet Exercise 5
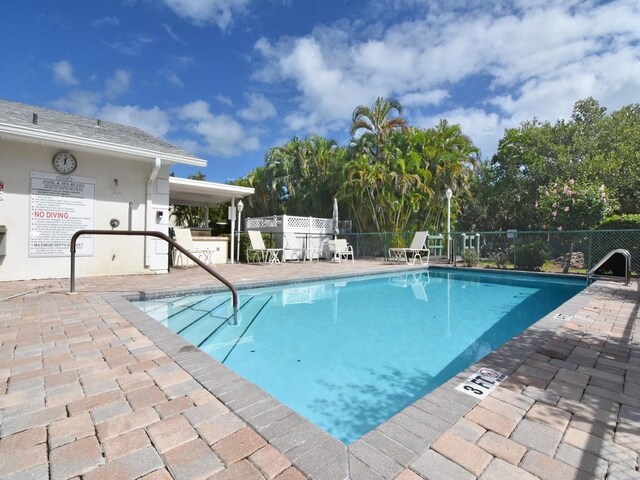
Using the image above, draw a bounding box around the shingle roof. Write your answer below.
[0,98,202,162]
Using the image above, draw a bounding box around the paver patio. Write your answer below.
[1,260,638,479]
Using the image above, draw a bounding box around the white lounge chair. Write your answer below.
[283,232,304,261]
[247,230,283,264]
[331,239,354,263]
[172,228,213,267]
[388,231,430,265]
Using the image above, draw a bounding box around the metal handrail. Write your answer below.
[69,230,239,320]
[587,248,631,285]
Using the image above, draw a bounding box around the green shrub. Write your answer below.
[513,241,549,271]
[596,214,640,230]
[461,249,479,267]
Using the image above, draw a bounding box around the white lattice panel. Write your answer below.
[246,215,334,235]
[312,218,333,230]
[285,216,311,229]
[246,217,279,229]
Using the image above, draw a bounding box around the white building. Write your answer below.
[0,99,253,281]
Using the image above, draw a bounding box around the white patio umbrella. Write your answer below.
[332,197,339,239]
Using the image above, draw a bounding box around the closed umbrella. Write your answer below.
[332,197,339,239]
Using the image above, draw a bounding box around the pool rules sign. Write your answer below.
[455,367,507,399]
[29,171,95,257]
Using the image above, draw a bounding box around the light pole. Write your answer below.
[446,188,452,262]
[229,199,236,264]
[236,200,244,263]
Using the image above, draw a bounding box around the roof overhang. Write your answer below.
[0,123,207,167]
[169,176,254,206]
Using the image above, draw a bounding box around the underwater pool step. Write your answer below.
[136,294,210,321]
[162,295,232,334]
[198,295,273,361]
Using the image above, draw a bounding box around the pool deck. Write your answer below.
[1,260,638,479]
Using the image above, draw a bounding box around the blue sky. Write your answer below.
[2,0,639,182]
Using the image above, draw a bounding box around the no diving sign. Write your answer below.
[455,367,507,399]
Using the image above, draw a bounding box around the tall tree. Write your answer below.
[350,97,408,162]
[459,98,640,231]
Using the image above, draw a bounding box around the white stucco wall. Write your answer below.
[0,140,171,281]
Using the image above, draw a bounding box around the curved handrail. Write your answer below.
[70,230,239,320]
[587,248,631,285]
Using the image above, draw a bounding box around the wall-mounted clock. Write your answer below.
[52,152,77,175]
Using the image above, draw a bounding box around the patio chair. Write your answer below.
[388,231,430,265]
[283,232,304,261]
[247,230,283,264]
[172,228,213,267]
[331,239,354,263]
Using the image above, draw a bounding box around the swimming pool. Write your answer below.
[134,269,584,443]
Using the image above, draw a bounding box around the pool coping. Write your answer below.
[104,267,599,479]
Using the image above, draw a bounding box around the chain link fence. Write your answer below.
[239,229,637,275]
[452,229,640,274]
[338,230,639,275]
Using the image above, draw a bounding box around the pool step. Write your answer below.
[177,298,250,347]
[199,295,273,361]
[136,294,209,321]
[162,295,233,334]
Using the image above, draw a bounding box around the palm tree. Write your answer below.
[350,97,408,162]
[263,135,345,216]
[232,166,282,218]
[423,120,479,231]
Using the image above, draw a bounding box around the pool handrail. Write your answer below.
[587,248,631,285]
[69,229,239,321]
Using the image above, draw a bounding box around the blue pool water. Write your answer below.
[134,269,584,444]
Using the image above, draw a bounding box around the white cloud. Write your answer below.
[99,104,171,137]
[491,47,640,125]
[91,16,120,28]
[105,69,131,98]
[215,94,233,107]
[162,0,250,30]
[253,0,640,156]
[237,93,276,122]
[52,60,78,86]
[177,100,260,156]
[166,71,185,88]
[401,90,449,107]
[107,33,154,56]
[51,90,101,116]
[278,37,372,121]
[161,23,186,44]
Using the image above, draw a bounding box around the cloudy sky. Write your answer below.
[2,0,639,182]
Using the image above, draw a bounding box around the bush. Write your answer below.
[461,249,479,267]
[513,241,549,271]
[596,214,640,230]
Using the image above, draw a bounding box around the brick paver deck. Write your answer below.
[1,261,638,479]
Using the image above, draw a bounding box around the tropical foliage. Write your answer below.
[178,96,639,238]
[459,98,640,231]
[236,97,479,234]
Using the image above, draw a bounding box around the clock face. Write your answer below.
[52,152,77,175]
